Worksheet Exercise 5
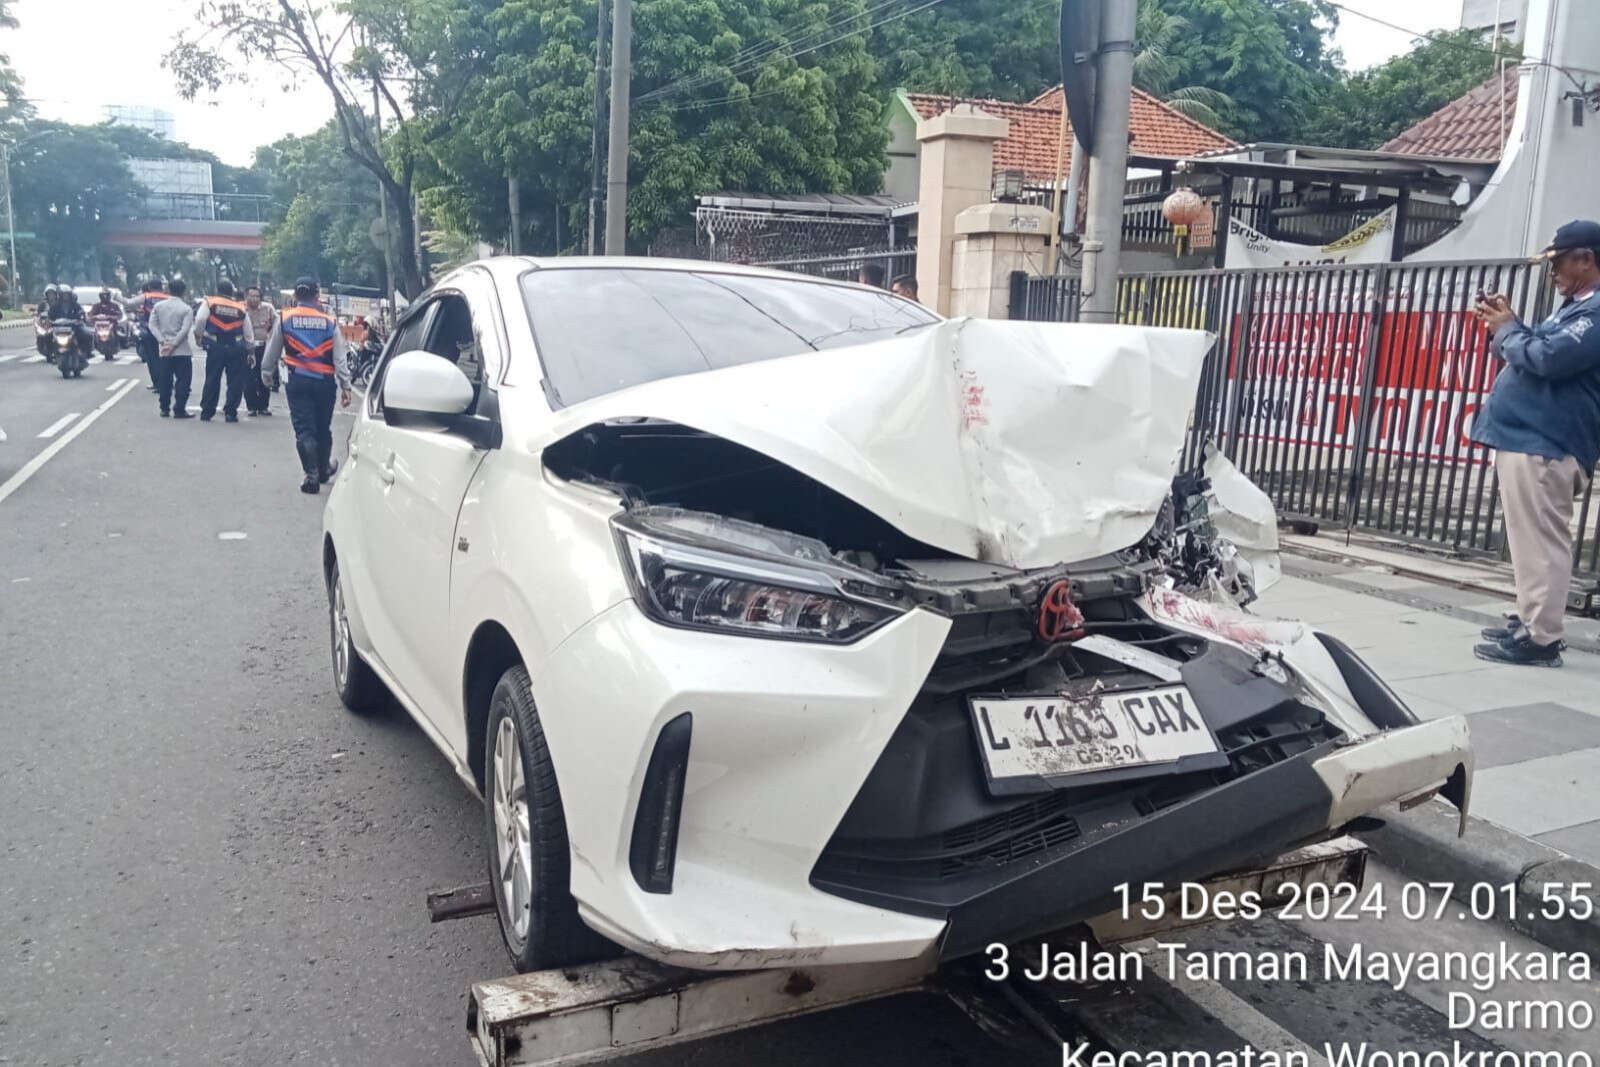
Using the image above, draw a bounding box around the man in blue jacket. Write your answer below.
[1470,219,1600,666]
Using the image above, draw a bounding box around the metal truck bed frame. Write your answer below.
[457,836,1368,1066]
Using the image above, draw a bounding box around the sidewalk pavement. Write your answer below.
[1255,554,1600,867]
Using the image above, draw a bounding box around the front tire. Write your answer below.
[328,558,384,711]
[484,664,614,972]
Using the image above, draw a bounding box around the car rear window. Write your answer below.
[519,267,936,406]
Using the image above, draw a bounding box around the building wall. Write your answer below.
[1460,0,1529,44]
[884,94,921,203]
[1413,0,1600,260]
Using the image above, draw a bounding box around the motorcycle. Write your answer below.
[34,315,51,359]
[92,316,118,360]
[350,335,382,388]
[52,318,88,378]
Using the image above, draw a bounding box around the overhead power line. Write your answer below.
[639,0,950,109]
[640,0,910,104]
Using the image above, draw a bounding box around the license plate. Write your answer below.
[971,685,1221,786]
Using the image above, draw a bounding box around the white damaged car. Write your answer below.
[320,258,1472,973]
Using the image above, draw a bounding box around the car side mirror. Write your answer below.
[381,350,502,450]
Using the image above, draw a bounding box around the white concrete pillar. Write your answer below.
[914,106,1009,316]
[949,202,1053,318]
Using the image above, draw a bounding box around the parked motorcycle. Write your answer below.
[52,319,88,378]
[92,316,118,360]
[34,315,51,359]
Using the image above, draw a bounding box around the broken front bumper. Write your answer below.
[818,716,1471,961]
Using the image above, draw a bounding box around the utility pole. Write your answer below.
[1,143,17,310]
[1078,0,1136,323]
[603,0,631,255]
[507,176,522,254]
[588,0,609,254]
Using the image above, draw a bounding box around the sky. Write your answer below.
[6,0,331,165]
[4,0,1474,165]
[1328,0,1472,71]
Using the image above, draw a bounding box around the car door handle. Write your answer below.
[378,454,396,485]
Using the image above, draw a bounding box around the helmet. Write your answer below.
[42,283,57,297]
[99,288,111,301]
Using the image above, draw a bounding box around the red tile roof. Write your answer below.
[1379,68,1518,160]
[904,86,1235,180]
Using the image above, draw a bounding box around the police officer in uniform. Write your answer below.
[1471,219,1600,667]
[259,277,351,494]
[134,277,170,392]
[194,279,255,423]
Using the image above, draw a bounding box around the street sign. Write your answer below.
[1059,0,1101,152]
[0,232,36,240]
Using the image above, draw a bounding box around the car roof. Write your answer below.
[466,255,922,303]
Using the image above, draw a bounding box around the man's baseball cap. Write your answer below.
[1537,219,1600,258]
[294,275,319,290]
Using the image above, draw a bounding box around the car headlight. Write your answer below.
[613,508,906,643]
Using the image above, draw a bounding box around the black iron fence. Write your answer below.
[1015,260,1600,585]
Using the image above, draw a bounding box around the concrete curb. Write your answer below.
[1359,799,1600,959]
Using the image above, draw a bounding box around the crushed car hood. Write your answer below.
[549,317,1214,568]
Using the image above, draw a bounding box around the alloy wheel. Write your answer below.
[492,715,534,942]
[331,578,351,690]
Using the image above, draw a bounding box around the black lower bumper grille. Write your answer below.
[814,700,1337,894]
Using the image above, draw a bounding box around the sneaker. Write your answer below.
[200,413,214,422]
[1474,632,1563,668]
[246,410,258,417]
[224,412,238,423]
[319,458,339,484]
[1480,613,1523,642]
[300,476,320,495]
[257,409,273,416]
[173,410,193,420]
[159,409,170,418]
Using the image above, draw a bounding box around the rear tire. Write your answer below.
[484,664,616,972]
[328,558,384,712]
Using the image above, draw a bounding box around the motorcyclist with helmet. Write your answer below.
[89,288,124,361]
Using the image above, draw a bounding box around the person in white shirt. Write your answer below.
[149,278,198,418]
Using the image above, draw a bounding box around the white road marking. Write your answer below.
[0,380,139,507]
[21,354,44,363]
[217,531,248,540]
[105,381,121,391]
[0,352,22,363]
[37,413,81,438]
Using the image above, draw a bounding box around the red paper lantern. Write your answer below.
[1161,188,1210,228]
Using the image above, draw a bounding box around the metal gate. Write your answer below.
[1014,261,1600,582]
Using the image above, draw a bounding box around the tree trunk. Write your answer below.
[390,192,425,298]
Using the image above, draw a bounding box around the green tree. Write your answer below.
[1133,4,1233,128]
[871,0,1059,100]
[1300,29,1511,150]
[423,0,888,252]
[254,122,386,289]
[167,0,493,296]
[1141,0,1335,142]
[8,123,144,289]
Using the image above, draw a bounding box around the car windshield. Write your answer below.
[519,267,937,405]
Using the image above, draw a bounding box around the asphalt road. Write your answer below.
[0,335,1590,1065]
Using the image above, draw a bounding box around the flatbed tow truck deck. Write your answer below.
[437,837,1369,1066]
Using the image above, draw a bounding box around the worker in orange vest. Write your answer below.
[193,279,256,423]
